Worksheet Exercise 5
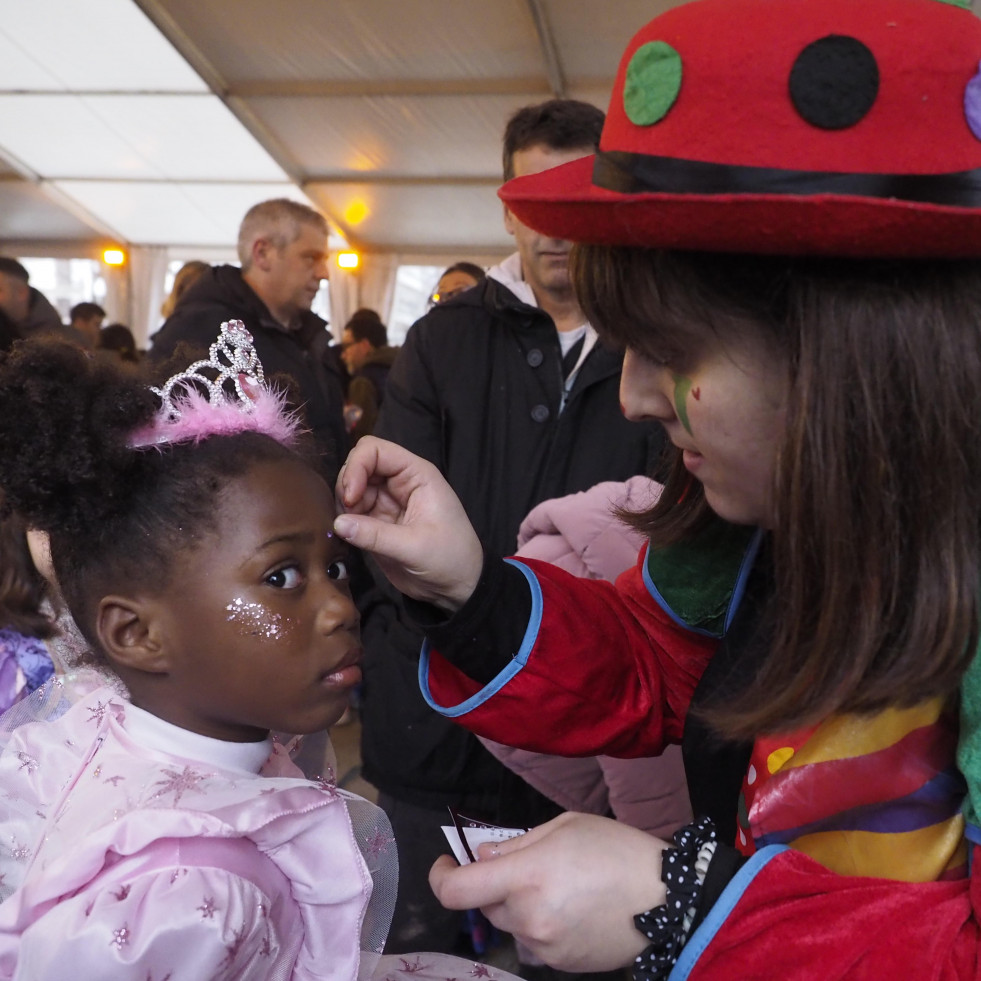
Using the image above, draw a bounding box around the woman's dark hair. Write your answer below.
[0,512,55,639]
[440,261,486,284]
[0,340,310,655]
[572,245,981,737]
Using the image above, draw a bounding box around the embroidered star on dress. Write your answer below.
[149,765,210,806]
[364,826,395,860]
[197,897,218,919]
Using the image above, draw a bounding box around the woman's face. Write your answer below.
[621,331,788,528]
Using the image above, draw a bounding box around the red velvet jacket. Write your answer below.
[420,545,981,980]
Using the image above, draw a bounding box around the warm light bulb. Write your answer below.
[337,251,359,270]
[103,248,125,265]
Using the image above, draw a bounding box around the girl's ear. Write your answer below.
[96,596,171,675]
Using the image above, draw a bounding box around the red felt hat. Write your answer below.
[499,0,981,257]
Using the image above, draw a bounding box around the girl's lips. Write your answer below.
[321,664,362,689]
[320,645,363,688]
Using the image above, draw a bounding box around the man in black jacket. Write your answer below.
[360,100,666,963]
[149,198,347,480]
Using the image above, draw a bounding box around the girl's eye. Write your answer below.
[266,566,304,589]
[327,560,350,582]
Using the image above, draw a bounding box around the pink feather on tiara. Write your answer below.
[127,320,303,449]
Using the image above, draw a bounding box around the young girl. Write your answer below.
[331,0,981,977]
[0,324,520,981]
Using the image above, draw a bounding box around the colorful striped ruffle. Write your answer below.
[736,697,967,882]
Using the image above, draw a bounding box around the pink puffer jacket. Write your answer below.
[479,476,691,838]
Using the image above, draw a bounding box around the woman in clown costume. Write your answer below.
[333,0,981,977]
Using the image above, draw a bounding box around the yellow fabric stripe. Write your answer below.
[779,698,945,769]
[790,814,966,882]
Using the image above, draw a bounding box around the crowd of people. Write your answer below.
[3,0,981,977]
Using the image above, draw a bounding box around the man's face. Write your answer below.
[0,273,29,322]
[264,223,329,323]
[503,143,595,303]
[75,313,104,345]
[340,328,371,374]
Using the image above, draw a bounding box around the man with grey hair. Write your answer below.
[151,198,348,478]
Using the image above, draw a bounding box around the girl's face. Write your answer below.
[141,457,360,742]
[621,331,788,528]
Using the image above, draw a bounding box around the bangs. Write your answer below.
[570,246,792,364]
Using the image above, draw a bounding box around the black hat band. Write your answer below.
[594,149,981,207]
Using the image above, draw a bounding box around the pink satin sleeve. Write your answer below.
[14,864,291,981]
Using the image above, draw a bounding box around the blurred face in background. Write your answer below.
[433,269,480,305]
[0,273,30,323]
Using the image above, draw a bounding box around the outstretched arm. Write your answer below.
[334,436,483,611]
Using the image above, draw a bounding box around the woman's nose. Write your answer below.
[620,350,675,423]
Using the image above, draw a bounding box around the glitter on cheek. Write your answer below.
[225,598,293,640]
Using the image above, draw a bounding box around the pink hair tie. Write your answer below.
[128,320,303,449]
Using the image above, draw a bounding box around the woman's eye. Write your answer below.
[327,560,350,582]
[266,566,303,589]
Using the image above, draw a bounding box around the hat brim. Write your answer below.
[499,155,981,258]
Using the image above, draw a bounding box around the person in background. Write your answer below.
[0,512,56,713]
[430,262,486,306]
[67,301,105,348]
[97,322,140,365]
[149,199,347,481]
[159,260,209,320]
[0,309,19,353]
[357,97,664,965]
[341,308,399,442]
[0,258,71,342]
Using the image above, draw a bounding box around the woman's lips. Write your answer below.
[682,448,704,472]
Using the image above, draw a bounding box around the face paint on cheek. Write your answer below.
[225,598,293,641]
[671,373,695,436]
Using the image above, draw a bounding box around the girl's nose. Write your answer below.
[316,585,360,634]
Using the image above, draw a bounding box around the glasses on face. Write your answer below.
[428,286,469,308]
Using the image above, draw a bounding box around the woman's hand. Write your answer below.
[430,812,667,972]
[334,437,483,612]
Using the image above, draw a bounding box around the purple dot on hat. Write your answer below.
[624,41,682,126]
[964,61,981,141]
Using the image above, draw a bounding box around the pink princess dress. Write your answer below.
[0,678,523,981]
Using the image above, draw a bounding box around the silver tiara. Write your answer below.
[152,319,263,419]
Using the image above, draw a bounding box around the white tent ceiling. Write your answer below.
[0,0,685,259]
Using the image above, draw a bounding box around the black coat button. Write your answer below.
[531,404,550,422]
[527,348,544,367]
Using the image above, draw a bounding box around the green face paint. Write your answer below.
[672,372,694,435]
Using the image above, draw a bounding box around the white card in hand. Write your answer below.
[442,810,528,865]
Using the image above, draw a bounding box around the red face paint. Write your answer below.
[692,387,701,400]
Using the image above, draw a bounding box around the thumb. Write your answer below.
[333,512,406,558]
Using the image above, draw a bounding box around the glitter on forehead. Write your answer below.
[225,598,292,640]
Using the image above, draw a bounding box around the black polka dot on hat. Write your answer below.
[789,35,879,130]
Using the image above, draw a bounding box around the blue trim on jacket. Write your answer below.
[669,845,789,980]
[419,559,542,716]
